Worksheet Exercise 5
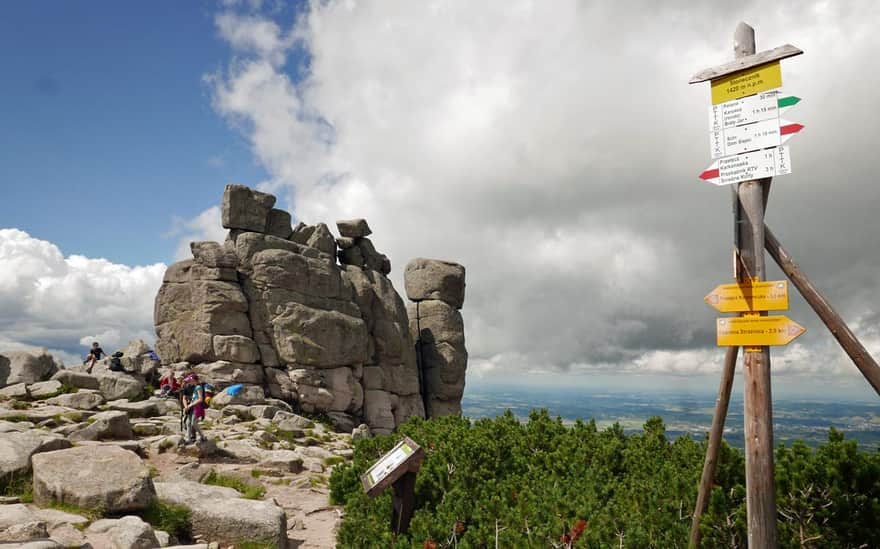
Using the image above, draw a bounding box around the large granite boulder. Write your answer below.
[50,370,100,391]
[0,430,71,483]
[404,258,466,309]
[155,480,286,548]
[0,504,49,543]
[32,446,155,513]
[0,350,60,388]
[95,373,144,401]
[86,516,159,549]
[221,183,276,232]
[69,410,133,442]
[45,390,104,410]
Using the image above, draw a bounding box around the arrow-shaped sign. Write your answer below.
[704,280,789,312]
[710,118,804,159]
[708,89,801,132]
[716,315,806,347]
[699,146,791,186]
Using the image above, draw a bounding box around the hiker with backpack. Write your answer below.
[180,374,208,445]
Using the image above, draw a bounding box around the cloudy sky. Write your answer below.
[2,0,879,400]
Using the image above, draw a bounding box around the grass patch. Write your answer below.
[139,500,191,541]
[148,465,160,478]
[46,500,104,521]
[1,471,33,502]
[300,411,334,429]
[10,400,29,410]
[323,456,345,467]
[250,468,264,479]
[2,414,30,423]
[157,439,175,453]
[309,475,328,488]
[202,470,266,500]
[302,437,320,447]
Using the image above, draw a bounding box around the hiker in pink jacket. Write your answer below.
[181,374,207,444]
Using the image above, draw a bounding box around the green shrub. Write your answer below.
[202,470,266,500]
[139,500,191,540]
[330,411,880,549]
[1,471,33,502]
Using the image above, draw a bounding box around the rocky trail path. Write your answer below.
[0,356,362,548]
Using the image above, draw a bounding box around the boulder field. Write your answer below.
[0,353,362,548]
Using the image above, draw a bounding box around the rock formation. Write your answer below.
[153,183,467,433]
[405,258,468,417]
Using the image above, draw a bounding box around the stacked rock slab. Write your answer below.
[405,258,468,418]
[154,184,429,434]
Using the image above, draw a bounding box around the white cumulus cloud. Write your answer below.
[200,0,880,392]
[0,228,166,363]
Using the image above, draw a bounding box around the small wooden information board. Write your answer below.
[360,436,426,534]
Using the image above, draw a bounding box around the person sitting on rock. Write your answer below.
[181,374,207,445]
[83,342,106,373]
[159,372,181,398]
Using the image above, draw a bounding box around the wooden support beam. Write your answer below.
[764,224,880,396]
[689,345,739,548]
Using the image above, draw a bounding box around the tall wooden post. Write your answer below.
[734,22,779,548]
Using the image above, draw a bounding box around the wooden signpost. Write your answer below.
[688,22,880,549]
[361,436,425,534]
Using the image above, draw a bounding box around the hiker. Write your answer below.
[180,374,207,445]
[83,342,106,373]
[159,371,181,398]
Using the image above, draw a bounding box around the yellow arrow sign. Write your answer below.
[704,280,789,313]
[716,315,806,347]
[711,61,782,104]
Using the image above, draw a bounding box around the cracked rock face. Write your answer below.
[154,184,468,432]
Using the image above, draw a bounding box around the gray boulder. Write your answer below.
[336,218,372,238]
[27,380,62,399]
[69,410,133,441]
[87,516,159,549]
[404,257,466,309]
[221,183,276,232]
[32,446,155,513]
[155,480,286,548]
[0,430,71,482]
[106,399,161,418]
[266,208,293,239]
[50,370,100,390]
[211,384,265,407]
[96,373,145,401]
[0,350,60,387]
[0,504,48,543]
[45,390,104,410]
[212,335,260,364]
[0,382,28,399]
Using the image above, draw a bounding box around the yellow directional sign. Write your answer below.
[711,61,782,104]
[704,280,789,313]
[716,315,806,347]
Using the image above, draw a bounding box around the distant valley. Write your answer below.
[462,384,880,449]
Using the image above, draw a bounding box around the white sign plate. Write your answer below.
[701,146,791,186]
[708,89,781,132]
[366,440,415,487]
[710,118,791,159]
